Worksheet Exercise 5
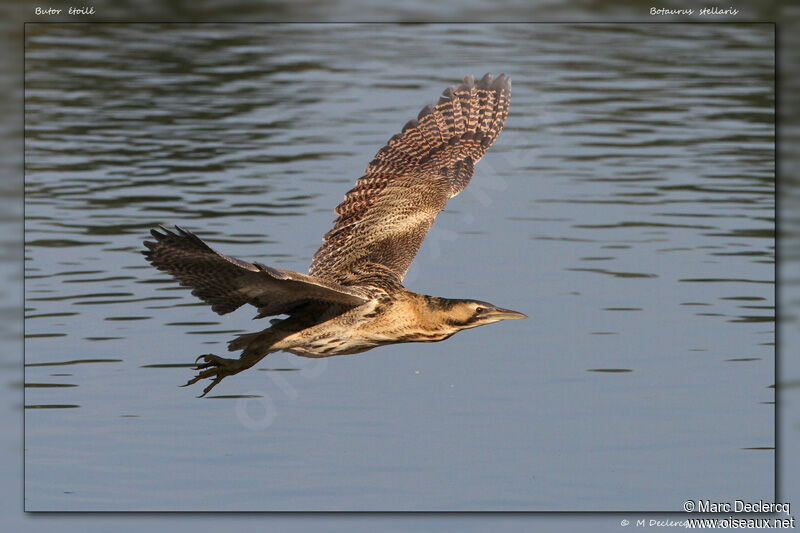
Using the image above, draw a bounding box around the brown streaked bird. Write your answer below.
[143,73,526,396]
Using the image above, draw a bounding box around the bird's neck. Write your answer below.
[403,292,466,332]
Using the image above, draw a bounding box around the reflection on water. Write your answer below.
[25,23,773,511]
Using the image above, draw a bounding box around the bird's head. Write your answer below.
[442,299,528,330]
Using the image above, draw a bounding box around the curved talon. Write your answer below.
[199,377,224,397]
[182,372,205,387]
[192,354,227,371]
[195,354,209,364]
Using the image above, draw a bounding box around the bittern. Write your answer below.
[143,73,526,396]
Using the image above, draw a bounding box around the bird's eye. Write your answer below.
[475,306,486,314]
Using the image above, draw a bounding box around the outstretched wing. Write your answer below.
[143,226,368,317]
[309,73,511,286]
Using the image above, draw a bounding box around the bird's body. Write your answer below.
[143,73,525,396]
[238,292,458,359]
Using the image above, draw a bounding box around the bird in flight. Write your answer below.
[143,73,525,396]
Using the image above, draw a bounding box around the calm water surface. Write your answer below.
[24,23,774,511]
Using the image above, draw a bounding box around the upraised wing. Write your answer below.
[143,226,368,317]
[309,73,511,286]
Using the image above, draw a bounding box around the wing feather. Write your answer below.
[309,73,511,285]
[143,226,368,316]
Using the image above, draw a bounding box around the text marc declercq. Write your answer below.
[696,500,790,515]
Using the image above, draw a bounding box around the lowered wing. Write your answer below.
[143,226,368,317]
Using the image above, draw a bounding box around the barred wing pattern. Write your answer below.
[309,73,511,286]
[143,227,368,317]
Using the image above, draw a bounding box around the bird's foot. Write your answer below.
[182,354,247,397]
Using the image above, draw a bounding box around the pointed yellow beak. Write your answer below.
[485,306,528,321]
